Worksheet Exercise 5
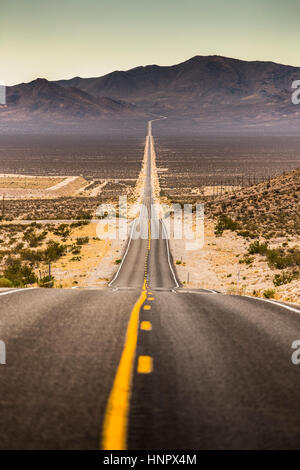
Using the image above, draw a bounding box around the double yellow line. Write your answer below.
[101,219,151,450]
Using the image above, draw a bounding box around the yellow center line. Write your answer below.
[101,204,152,450]
[143,305,151,310]
[137,355,153,374]
[140,320,152,331]
[148,218,151,250]
[101,280,147,450]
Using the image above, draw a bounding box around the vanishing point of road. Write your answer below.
[0,121,300,450]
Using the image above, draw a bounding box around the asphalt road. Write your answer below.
[0,121,300,450]
[129,291,300,449]
[109,121,177,290]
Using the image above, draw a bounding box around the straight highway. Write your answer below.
[0,121,300,449]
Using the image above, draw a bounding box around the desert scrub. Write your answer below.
[266,248,300,269]
[248,242,300,270]
[3,258,37,287]
[20,248,45,264]
[76,236,89,246]
[3,197,97,220]
[206,170,300,239]
[0,277,13,288]
[76,211,92,220]
[23,229,47,247]
[70,244,81,255]
[263,288,276,299]
[215,215,239,236]
[176,259,185,266]
[239,255,254,265]
[44,241,67,262]
[52,224,71,240]
[39,275,55,288]
[70,220,89,228]
[236,230,256,239]
[273,270,299,287]
[248,241,269,256]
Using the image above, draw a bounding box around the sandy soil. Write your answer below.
[0,175,88,199]
[89,181,108,197]
[51,221,124,288]
[79,140,152,287]
[170,218,300,305]
[0,175,64,188]
[46,176,78,191]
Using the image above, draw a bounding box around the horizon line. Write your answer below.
[6,53,300,87]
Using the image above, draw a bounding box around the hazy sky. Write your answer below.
[1,0,300,85]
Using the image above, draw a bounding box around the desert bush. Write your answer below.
[273,271,295,287]
[14,242,25,252]
[43,241,66,262]
[4,258,37,287]
[39,275,54,288]
[52,224,71,239]
[239,255,254,265]
[248,242,300,270]
[0,249,10,261]
[76,211,92,220]
[70,221,89,228]
[266,248,297,269]
[237,230,256,239]
[0,277,13,288]
[76,237,89,246]
[23,230,47,247]
[20,249,44,264]
[215,215,239,236]
[70,244,81,255]
[263,288,276,299]
[248,241,269,255]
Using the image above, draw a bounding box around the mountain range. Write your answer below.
[3,78,141,118]
[1,55,300,132]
